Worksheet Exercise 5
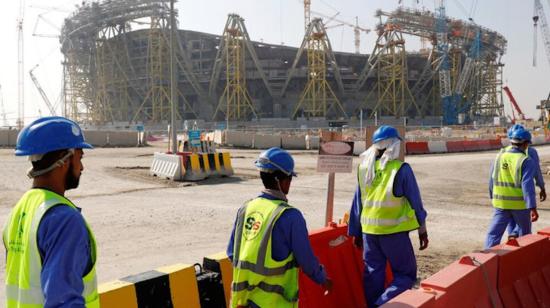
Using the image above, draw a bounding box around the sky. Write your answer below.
[0,0,548,126]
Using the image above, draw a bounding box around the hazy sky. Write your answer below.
[0,0,548,125]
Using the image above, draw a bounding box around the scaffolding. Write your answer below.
[210,14,264,121]
[358,24,419,118]
[281,18,346,119]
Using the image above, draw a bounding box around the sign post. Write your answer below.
[317,131,354,226]
[188,130,201,152]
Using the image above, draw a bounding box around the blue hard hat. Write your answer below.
[507,124,525,139]
[372,125,402,144]
[15,116,93,156]
[509,126,532,143]
[255,147,296,177]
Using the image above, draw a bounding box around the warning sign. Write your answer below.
[317,141,354,173]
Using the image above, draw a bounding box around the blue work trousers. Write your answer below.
[485,208,531,249]
[362,232,417,307]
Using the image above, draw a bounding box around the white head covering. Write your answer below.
[359,137,401,187]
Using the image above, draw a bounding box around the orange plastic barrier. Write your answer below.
[487,235,550,307]
[420,253,502,308]
[298,224,393,308]
[384,230,550,307]
[406,142,430,155]
[445,141,465,152]
[462,140,480,152]
[477,140,492,151]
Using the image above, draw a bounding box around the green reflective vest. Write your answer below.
[492,147,528,209]
[358,160,420,235]
[231,198,298,308]
[3,189,99,308]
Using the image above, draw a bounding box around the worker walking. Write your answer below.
[227,147,332,307]
[485,126,539,248]
[348,125,429,307]
[505,125,546,239]
[3,116,99,307]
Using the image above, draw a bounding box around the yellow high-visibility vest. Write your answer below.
[358,160,420,234]
[3,189,99,308]
[231,198,298,308]
[492,147,528,209]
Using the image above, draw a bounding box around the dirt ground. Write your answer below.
[1,143,550,301]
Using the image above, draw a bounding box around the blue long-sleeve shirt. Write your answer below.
[348,162,428,238]
[37,204,92,307]
[528,147,545,190]
[227,193,327,285]
[489,147,537,209]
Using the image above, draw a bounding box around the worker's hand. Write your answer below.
[531,208,539,222]
[540,188,547,202]
[322,277,333,295]
[353,236,363,249]
[418,224,429,250]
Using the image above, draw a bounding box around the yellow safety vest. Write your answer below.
[492,147,528,209]
[358,160,420,235]
[3,189,99,308]
[231,198,298,308]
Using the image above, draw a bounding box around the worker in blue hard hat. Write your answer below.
[348,125,429,307]
[505,125,546,240]
[3,116,99,307]
[485,125,538,248]
[227,147,332,307]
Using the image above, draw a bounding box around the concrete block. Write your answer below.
[353,141,366,155]
[84,130,108,147]
[532,135,545,145]
[281,135,306,150]
[427,140,448,153]
[253,134,281,149]
[107,131,138,147]
[225,131,253,148]
[8,129,19,147]
[307,136,320,150]
[0,130,9,147]
[213,130,223,144]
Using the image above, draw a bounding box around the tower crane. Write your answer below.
[533,0,550,66]
[17,0,25,128]
[29,65,57,116]
[311,10,370,54]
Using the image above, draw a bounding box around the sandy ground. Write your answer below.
[1,144,550,301]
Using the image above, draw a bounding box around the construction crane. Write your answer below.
[17,0,25,128]
[533,0,550,66]
[0,85,8,127]
[29,65,57,116]
[503,86,529,123]
[304,0,311,33]
[311,10,370,54]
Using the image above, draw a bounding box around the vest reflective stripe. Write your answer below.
[358,160,420,235]
[4,189,99,308]
[231,198,298,308]
[492,148,527,210]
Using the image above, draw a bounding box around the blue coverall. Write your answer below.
[507,146,545,236]
[485,147,537,249]
[348,162,427,307]
[227,191,327,308]
[36,202,93,307]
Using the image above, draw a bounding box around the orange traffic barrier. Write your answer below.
[445,141,465,152]
[382,289,437,307]
[487,234,550,307]
[299,224,393,308]
[420,253,502,308]
[489,139,502,150]
[405,142,430,155]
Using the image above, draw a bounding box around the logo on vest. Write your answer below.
[243,211,264,240]
[502,162,509,170]
[372,169,383,186]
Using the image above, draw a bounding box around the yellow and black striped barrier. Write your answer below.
[99,264,200,308]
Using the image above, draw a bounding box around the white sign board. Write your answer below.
[317,141,354,173]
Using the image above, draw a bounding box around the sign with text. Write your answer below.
[188,130,201,147]
[317,141,354,173]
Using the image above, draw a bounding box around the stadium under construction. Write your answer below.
[59,0,507,127]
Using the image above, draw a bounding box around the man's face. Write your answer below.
[65,149,84,190]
